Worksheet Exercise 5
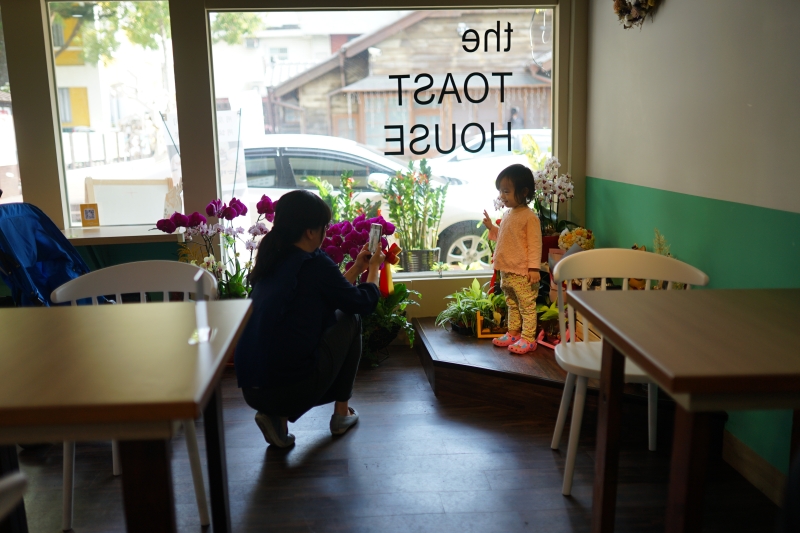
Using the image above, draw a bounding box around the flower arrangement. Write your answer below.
[613,0,658,29]
[322,213,418,366]
[322,213,395,279]
[533,157,575,236]
[372,159,447,251]
[155,194,276,299]
[558,227,595,251]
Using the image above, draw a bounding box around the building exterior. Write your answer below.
[268,10,552,154]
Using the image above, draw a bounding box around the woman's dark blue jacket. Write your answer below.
[234,247,380,389]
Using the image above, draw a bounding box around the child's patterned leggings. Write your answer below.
[500,271,537,342]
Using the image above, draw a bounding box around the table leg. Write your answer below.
[591,341,625,533]
[204,384,232,533]
[0,446,27,533]
[118,440,176,533]
[665,406,711,533]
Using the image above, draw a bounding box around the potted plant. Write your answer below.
[372,159,447,272]
[155,194,275,299]
[304,170,380,222]
[322,215,418,365]
[435,279,507,336]
[362,282,419,366]
[532,157,577,261]
[536,300,561,343]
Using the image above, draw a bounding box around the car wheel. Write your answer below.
[437,221,493,268]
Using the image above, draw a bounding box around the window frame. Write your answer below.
[0,0,587,235]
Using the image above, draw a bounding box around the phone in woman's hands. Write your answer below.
[369,223,382,254]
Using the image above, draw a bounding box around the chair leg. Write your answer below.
[648,382,658,452]
[111,440,121,476]
[62,441,75,532]
[562,375,588,496]
[184,419,210,527]
[551,372,577,449]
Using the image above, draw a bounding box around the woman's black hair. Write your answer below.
[249,190,331,284]
[495,164,535,205]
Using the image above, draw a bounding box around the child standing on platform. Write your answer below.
[482,164,542,354]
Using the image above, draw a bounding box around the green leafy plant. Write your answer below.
[304,171,378,222]
[536,301,560,322]
[362,283,419,366]
[372,159,447,251]
[435,279,507,334]
[513,134,550,171]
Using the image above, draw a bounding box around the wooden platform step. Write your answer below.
[413,316,653,412]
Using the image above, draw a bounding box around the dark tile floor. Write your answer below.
[16,347,778,532]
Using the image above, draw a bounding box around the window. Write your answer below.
[244,149,280,188]
[245,37,260,48]
[0,7,22,206]
[269,47,288,61]
[288,151,392,190]
[209,9,553,272]
[57,88,72,123]
[52,22,65,47]
[48,1,182,227]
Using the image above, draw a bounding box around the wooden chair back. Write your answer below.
[50,260,217,305]
[552,248,709,346]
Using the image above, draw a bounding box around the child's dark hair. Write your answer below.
[249,190,331,284]
[495,164,535,205]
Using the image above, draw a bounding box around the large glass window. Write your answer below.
[210,9,553,271]
[0,7,22,206]
[48,1,182,227]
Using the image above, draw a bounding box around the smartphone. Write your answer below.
[368,223,382,254]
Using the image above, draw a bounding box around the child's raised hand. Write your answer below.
[482,210,495,230]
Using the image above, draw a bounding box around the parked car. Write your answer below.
[426,128,552,185]
[240,134,500,268]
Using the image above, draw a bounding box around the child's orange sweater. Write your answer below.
[488,206,542,276]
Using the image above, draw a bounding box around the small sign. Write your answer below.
[79,203,100,227]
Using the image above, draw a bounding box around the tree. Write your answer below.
[0,3,264,93]
[210,12,264,45]
[49,3,264,65]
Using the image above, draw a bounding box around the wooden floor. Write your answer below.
[17,347,778,533]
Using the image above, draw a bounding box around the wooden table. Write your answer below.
[567,289,800,533]
[0,300,252,533]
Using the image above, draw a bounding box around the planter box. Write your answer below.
[476,311,506,339]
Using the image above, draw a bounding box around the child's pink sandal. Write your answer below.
[492,333,520,347]
[508,338,537,354]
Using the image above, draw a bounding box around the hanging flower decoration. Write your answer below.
[155,194,276,298]
[613,0,658,29]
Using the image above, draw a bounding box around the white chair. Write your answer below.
[51,260,217,531]
[549,248,709,496]
[0,471,27,523]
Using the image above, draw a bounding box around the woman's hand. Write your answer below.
[482,210,496,231]
[528,269,541,285]
[365,249,386,286]
[353,244,371,273]
[369,249,386,269]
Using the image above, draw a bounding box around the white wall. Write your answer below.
[586,0,800,214]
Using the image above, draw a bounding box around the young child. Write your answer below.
[483,164,542,354]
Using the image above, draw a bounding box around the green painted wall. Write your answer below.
[586,176,800,474]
